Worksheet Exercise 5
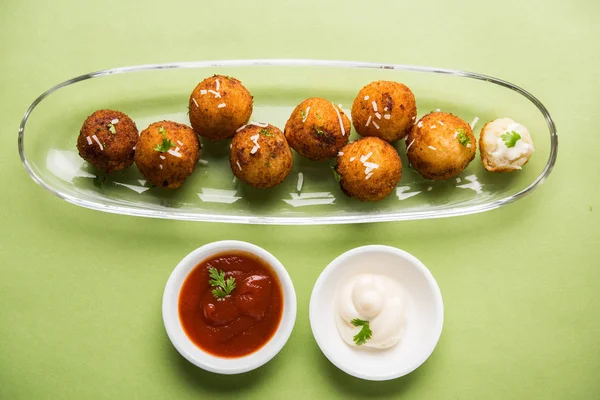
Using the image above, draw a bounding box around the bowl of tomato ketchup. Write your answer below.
[162,240,297,374]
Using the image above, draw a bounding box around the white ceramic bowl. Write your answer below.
[162,240,297,374]
[309,245,444,381]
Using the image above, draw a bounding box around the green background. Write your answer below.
[1,0,598,398]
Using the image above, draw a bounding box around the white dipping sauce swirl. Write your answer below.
[336,273,406,349]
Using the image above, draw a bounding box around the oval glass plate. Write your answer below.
[18,59,558,224]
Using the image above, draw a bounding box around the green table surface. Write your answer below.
[1,0,599,398]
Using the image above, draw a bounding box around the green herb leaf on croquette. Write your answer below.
[259,128,273,137]
[314,125,326,136]
[107,123,116,134]
[154,126,175,152]
[501,130,521,148]
[300,109,306,120]
[456,128,470,147]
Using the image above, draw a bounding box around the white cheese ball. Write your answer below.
[479,118,534,172]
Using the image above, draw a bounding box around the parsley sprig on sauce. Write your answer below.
[501,130,521,148]
[350,318,372,346]
[208,267,236,299]
[154,126,175,152]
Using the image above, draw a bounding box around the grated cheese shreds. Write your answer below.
[375,112,381,119]
[236,125,247,133]
[208,89,221,98]
[350,156,356,161]
[338,151,344,156]
[86,136,92,145]
[428,146,437,151]
[159,164,163,169]
[364,95,369,101]
[159,155,166,160]
[439,121,445,126]
[371,101,378,112]
[217,103,226,108]
[215,79,220,91]
[297,172,304,192]
[91,135,103,151]
[198,159,209,165]
[177,140,183,146]
[111,119,119,124]
[430,125,437,129]
[192,98,199,107]
[236,161,242,171]
[302,106,310,122]
[406,139,415,152]
[365,172,374,180]
[249,121,268,128]
[470,116,479,129]
[384,114,391,119]
[365,115,372,127]
[250,134,260,141]
[373,121,380,129]
[360,152,373,163]
[331,102,346,136]
[250,145,259,154]
[168,148,183,158]
[427,186,433,191]
[417,121,423,128]
[200,89,207,95]
[436,108,441,112]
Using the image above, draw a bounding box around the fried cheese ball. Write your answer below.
[284,97,350,161]
[351,81,417,142]
[77,109,138,173]
[335,137,402,202]
[479,118,534,172]
[230,124,293,189]
[134,121,200,188]
[406,112,475,180]
[189,75,253,140]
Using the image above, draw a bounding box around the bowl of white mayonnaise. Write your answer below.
[309,245,444,381]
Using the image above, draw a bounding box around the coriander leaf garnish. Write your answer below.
[314,125,325,136]
[154,126,175,152]
[300,109,306,120]
[501,130,521,148]
[350,318,372,346]
[208,267,236,299]
[107,123,116,134]
[259,128,273,137]
[330,164,341,182]
[456,128,469,147]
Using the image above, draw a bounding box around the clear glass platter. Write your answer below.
[18,59,558,224]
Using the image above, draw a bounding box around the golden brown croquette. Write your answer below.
[336,136,402,202]
[189,75,253,140]
[351,81,417,142]
[134,121,200,188]
[77,109,138,173]
[284,97,350,161]
[230,124,293,189]
[406,112,475,180]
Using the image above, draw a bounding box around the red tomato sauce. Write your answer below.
[178,251,284,358]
